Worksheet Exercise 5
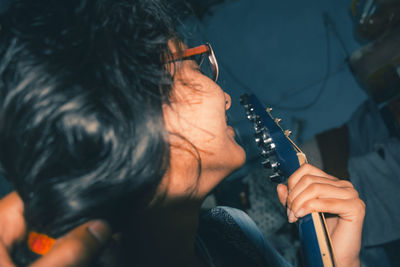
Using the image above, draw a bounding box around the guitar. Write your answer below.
[240,94,336,267]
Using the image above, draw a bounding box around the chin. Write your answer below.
[235,145,247,168]
[235,139,247,161]
[226,144,247,173]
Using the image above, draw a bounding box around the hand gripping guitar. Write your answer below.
[240,94,336,267]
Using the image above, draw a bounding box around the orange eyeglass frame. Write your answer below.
[169,43,219,82]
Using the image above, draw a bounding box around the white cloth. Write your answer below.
[347,100,400,247]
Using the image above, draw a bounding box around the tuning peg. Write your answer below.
[263,136,273,145]
[265,142,276,151]
[261,159,280,170]
[271,161,279,170]
[254,116,261,125]
[246,113,255,121]
[261,159,272,168]
[246,107,256,121]
[255,115,262,125]
[269,172,285,183]
[247,114,257,121]
[245,109,254,116]
[246,111,255,121]
[275,118,282,124]
[254,124,264,134]
[255,131,270,145]
[266,107,273,113]
[260,142,276,157]
[254,133,263,146]
[260,147,274,157]
[261,129,270,138]
[254,118,264,131]
[284,130,292,137]
[245,105,254,113]
[260,148,269,157]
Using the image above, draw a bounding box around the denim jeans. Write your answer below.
[217,206,292,267]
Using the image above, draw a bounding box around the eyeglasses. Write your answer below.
[170,43,219,82]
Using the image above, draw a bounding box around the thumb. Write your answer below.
[29,220,111,267]
[276,184,288,207]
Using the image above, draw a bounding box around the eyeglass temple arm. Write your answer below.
[170,44,210,61]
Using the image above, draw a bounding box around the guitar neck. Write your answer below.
[240,94,337,267]
[296,153,336,267]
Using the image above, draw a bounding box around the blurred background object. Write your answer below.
[351,0,400,41]
[350,0,400,104]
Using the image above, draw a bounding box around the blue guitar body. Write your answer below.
[240,94,335,267]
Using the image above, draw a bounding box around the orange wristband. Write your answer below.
[27,231,56,255]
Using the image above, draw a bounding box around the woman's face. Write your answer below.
[161,44,246,199]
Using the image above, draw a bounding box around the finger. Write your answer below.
[287,164,337,191]
[0,242,15,267]
[328,200,365,266]
[0,192,26,249]
[0,192,24,215]
[287,178,356,211]
[287,182,357,223]
[289,198,365,267]
[289,198,365,223]
[30,220,111,267]
[276,184,288,206]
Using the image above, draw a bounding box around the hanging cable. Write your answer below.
[270,15,332,111]
[191,9,349,111]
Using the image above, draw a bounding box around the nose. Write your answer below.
[224,92,231,110]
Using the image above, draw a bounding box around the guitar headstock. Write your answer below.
[240,94,303,183]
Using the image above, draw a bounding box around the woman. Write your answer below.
[0,0,365,266]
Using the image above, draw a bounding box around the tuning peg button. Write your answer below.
[270,161,279,170]
[265,142,276,151]
[246,114,256,121]
[263,137,273,145]
[245,106,254,114]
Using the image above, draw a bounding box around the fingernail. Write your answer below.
[295,208,305,218]
[288,211,295,223]
[287,208,290,218]
[88,220,111,245]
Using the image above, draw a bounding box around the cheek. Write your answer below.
[163,103,209,145]
[163,84,228,148]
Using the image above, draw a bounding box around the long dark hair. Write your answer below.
[0,0,178,265]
